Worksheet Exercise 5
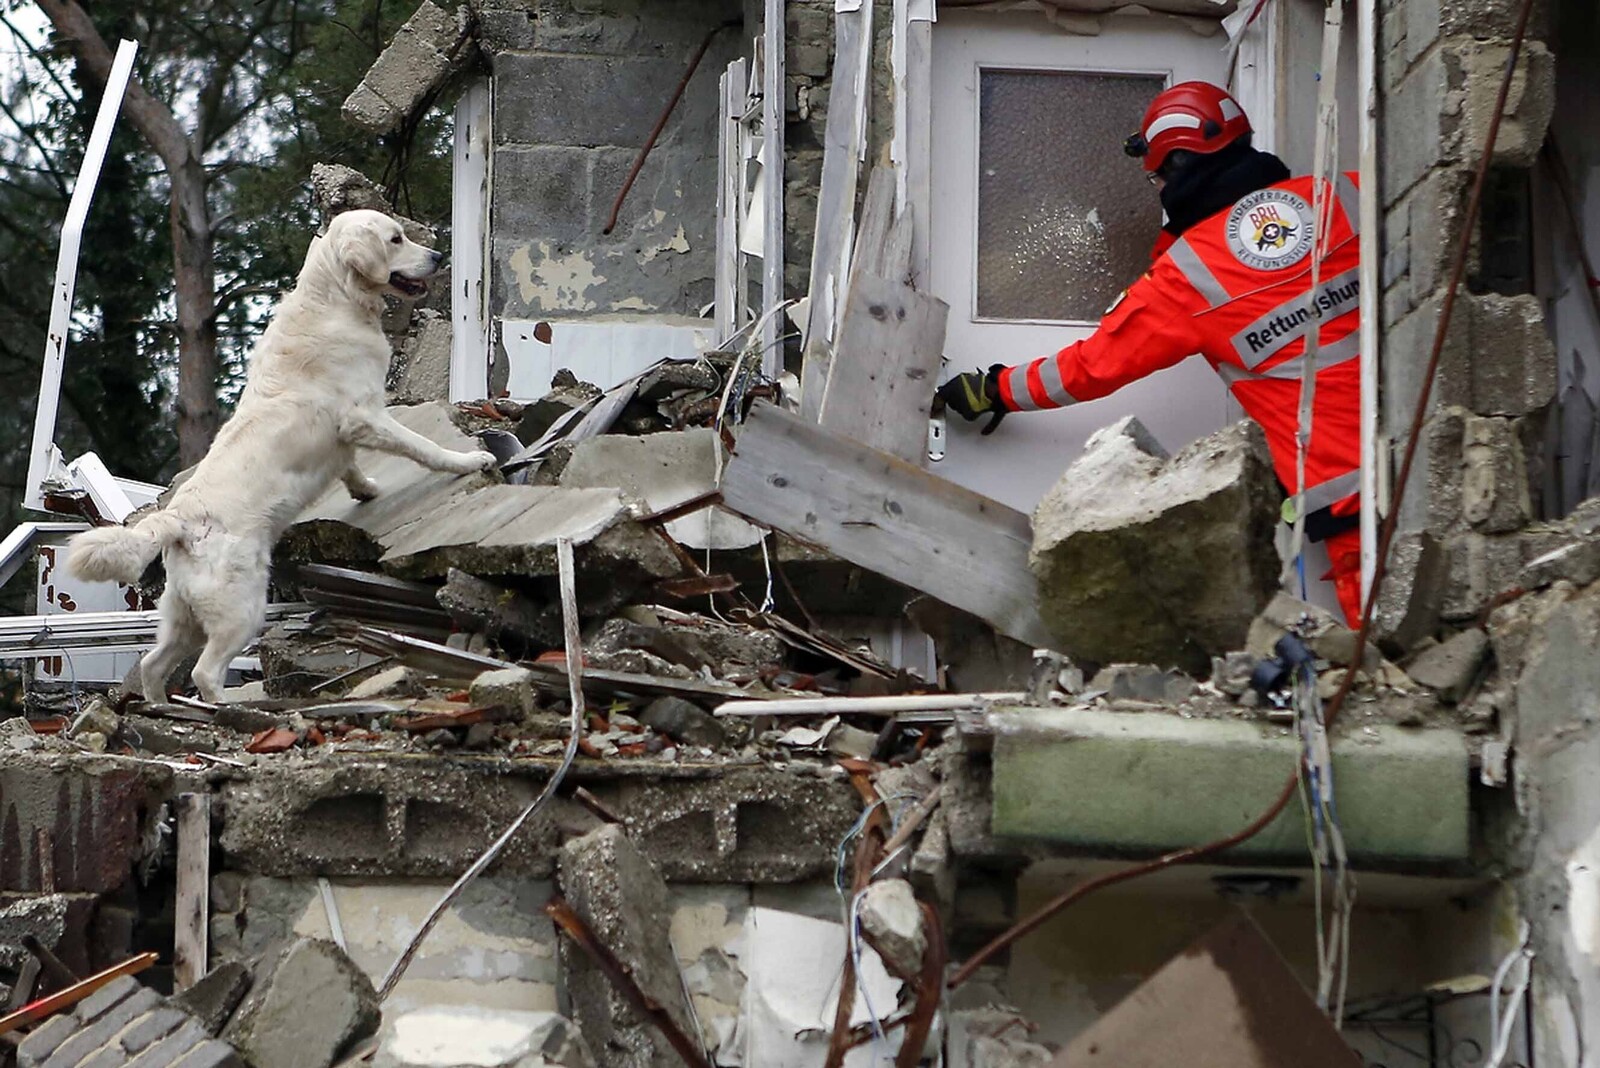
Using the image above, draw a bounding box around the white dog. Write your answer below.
[68,209,497,704]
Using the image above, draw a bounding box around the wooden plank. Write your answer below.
[849,165,898,284]
[722,402,1051,647]
[818,273,948,464]
[799,4,873,419]
[172,792,209,991]
[760,0,786,379]
[903,12,933,289]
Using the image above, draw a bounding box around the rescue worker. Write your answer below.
[937,81,1364,624]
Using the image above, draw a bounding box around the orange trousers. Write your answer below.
[1323,526,1363,627]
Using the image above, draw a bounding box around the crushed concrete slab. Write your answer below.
[555,428,763,551]
[1030,418,1281,674]
[469,666,539,716]
[857,879,926,980]
[1404,628,1490,704]
[947,1007,1054,1068]
[556,825,697,1067]
[225,938,379,1068]
[438,568,562,655]
[170,961,253,1035]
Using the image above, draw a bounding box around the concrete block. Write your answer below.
[437,568,563,654]
[638,696,726,749]
[531,0,739,57]
[0,894,98,975]
[0,755,171,893]
[1087,664,1199,703]
[391,310,453,406]
[341,2,467,135]
[1406,626,1490,703]
[557,825,697,1067]
[218,759,568,878]
[1029,418,1282,675]
[167,1041,245,1068]
[493,53,683,147]
[1462,415,1531,532]
[1442,531,1532,620]
[469,666,539,716]
[1514,581,1600,742]
[1458,38,1554,168]
[309,164,393,219]
[490,145,595,243]
[989,707,1470,863]
[225,939,379,1068]
[477,8,536,52]
[1373,530,1448,649]
[168,961,252,1036]
[1386,292,1556,424]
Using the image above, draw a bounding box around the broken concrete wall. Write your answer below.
[1377,0,1559,628]
[477,0,742,324]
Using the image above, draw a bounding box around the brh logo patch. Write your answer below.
[1225,189,1314,271]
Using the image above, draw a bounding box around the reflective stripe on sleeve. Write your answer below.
[1037,355,1079,407]
[1167,238,1231,309]
[1000,363,1040,411]
[1285,469,1363,521]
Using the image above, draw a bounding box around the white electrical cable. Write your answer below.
[1486,921,1533,1068]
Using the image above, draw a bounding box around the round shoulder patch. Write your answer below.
[1224,189,1315,271]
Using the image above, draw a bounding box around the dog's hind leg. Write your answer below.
[190,605,264,705]
[139,591,204,705]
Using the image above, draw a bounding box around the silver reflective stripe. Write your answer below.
[1146,113,1203,141]
[1218,330,1360,389]
[1168,238,1230,308]
[1001,364,1037,411]
[1335,174,1360,235]
[1255,330,1361,380]
[1038,356,1079,407]
[1295,469,1363,516]
[1230,266,1361,369]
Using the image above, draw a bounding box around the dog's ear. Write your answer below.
[334,218,391,285]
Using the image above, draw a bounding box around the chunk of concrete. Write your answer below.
[169,961,253,1035]
[391,309,453,405]
[556,429,763,551]
[224,938,379,1068]
[1030,418,1282,674]
[437,568,562,656]
[469,666,539,716]
[556,825,696,1067]
[638,696,726,749]
[1088,664,1198,703]
[1404,628,1490,704]
[344,665,429,701]
[341,2,470,135]
[386,1007,594,1068]
[857,879,927,980]
[988,706,1469,863]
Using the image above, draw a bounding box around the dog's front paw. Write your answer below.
[458,449,500,474]
[346,475,381,502]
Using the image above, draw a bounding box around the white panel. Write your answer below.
[500,319,713,400]
[35,529,149,685]
[450,80,492,403]
[929,11,1231,512]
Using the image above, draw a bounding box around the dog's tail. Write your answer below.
[66,510,188,585]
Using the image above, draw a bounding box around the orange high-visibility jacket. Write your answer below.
[997,173,1362,521]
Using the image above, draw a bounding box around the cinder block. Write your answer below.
[1462,414,1531,533]
[1442,530,1536,620]
[990,707,1470,863]
[491,145,595,242]
[493,53,683,147]
[45,985,162,1067]
[1385,292,1556,424]
[18,1013,80,1067]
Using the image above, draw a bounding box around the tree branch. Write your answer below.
[210,281,280,320]
[35,0,197,176]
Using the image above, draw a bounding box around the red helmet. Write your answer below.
[1123,81,1251,174]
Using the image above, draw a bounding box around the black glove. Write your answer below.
[935,365,1008,435]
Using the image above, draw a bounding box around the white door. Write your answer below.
[930,11,1237,512]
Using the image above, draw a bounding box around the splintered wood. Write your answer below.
[722,401,1051,648]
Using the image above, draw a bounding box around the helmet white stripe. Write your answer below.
[1219,98,1243,121]
[1144,113,1203,141]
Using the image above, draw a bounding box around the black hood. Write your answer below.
[1159,142,1292,240]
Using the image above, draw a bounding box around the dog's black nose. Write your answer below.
[430,248,445,265]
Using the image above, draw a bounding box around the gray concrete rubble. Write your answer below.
[857,878,927,980]
[1030,417,1283,674]
[225,938,380,1068]
[342,2,473,135]
[556,825,697,1067]
[1404,628,1491,703]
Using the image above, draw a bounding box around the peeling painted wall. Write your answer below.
[480,0,743,323]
